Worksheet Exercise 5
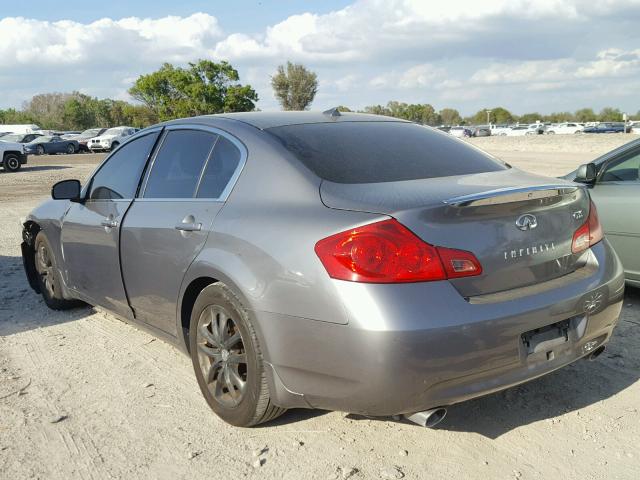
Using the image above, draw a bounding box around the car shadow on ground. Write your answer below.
[19,165,71,173]
[0,254,94,336]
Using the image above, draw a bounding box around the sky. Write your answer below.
[1,0,640,116]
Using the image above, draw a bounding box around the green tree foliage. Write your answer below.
[574,108,596,122]
[598,107,623,122]
[517,112,543,124]
[271,61,318,111]
[438,108,462,125]
[129,60,258,121]
[336,105,352,112]
[363,101,440,125]
[467,107,514,125]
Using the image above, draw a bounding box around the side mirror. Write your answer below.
[52,179,81,201]
[575,163,597,184]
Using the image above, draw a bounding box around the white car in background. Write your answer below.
[88,126,136,152]
[449,126,472,138]
[506,125,529,136]
[490,124,512,136]
[546,122,584,135]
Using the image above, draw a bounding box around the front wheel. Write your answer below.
[3,154,21,172]
[36,145,45,155]
[34,232,83,310]
[189,283,285,427]
[110,142,119,152]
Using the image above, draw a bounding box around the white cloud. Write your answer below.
[1,0,640,114]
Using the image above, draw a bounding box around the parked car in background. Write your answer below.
[490,124,511,136]
[546,123,584,135]
[24,136,79,155]
[564,138,640,286]
[0,124,41,135]
[526,123,546,135]
[65,128,108,152]
[449,126,472,138]
[88,126,136,152]
[0,133,43,144]
[0,132,11,138]
[20,112,624,428]
[506,126,529,136]
[471,125,491,137]
[583,123,625,134]
[0,139,27,172]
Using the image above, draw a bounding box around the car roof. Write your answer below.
[174,111,407,130]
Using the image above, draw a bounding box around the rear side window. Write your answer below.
[89,132,159,200]
[196,136,242,199]
[144,130,217,199]
[267,122,507,184]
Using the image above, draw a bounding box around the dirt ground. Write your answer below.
[1,134,639,480]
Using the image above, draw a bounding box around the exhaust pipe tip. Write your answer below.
[403,407,447,428]
[587,345,606,361]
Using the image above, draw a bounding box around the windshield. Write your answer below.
[103,128,123,136]
[267,121,508,184]
[80,128,102,137]
[30,136,53,144]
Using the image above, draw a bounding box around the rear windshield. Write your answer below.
[267,121,507,184]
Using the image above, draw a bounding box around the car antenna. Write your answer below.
[322,107,342,118]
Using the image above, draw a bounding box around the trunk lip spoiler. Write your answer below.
[443,184,582,207]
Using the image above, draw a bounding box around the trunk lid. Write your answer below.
[320,168,591,297]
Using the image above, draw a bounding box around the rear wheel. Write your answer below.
[189,283,285,427]
[66,143,75,154]
[34,232,83,310]
[3,154,21,172]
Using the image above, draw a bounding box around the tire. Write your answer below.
[34,232,83,310]
[3,153,21,172]
[547,131,555,135]
[189,283,285,427]
[36,145,45,155]
[110,142,119,152]
[66,144,75,154]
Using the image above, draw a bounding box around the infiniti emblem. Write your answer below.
[584,292,604,314]
[515,214,538,231]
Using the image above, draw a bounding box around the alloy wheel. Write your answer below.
[196,305,248,408]
[36,244,55,297]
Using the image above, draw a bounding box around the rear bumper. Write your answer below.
[258,240,625,415]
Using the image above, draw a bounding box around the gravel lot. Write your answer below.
[1,135,639,479]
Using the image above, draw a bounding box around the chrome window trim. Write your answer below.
[138,123,247,202]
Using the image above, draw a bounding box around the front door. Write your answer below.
[590,146,640,282]
[121,127,243,335]
[60,131,160,317]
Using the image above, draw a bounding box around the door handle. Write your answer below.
[175,222,202,232]
[101,218,119,228]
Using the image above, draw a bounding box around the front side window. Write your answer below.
[88,132,159,200]
[600,149,640,183]
[144,129,218,199]
[196,136,242,199]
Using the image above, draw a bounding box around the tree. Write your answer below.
[598,107,623,122]
[468,107,514,125]
[336,105,352,112]
[517,112,543,124]
[271,61,318,111]
[23,92,75,129]
[574,108,596,123]
[129,60,258,121]
[439,108,462,126]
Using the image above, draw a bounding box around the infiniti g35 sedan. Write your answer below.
[21,111,625,428]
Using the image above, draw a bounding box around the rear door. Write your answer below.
[120,126,244,335]
[60,131,160,317]
[589,146,640,282]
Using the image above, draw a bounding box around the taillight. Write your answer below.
[314,219,482,283]
[572,200,603,254]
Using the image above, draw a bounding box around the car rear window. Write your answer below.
[266,121,507,184]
